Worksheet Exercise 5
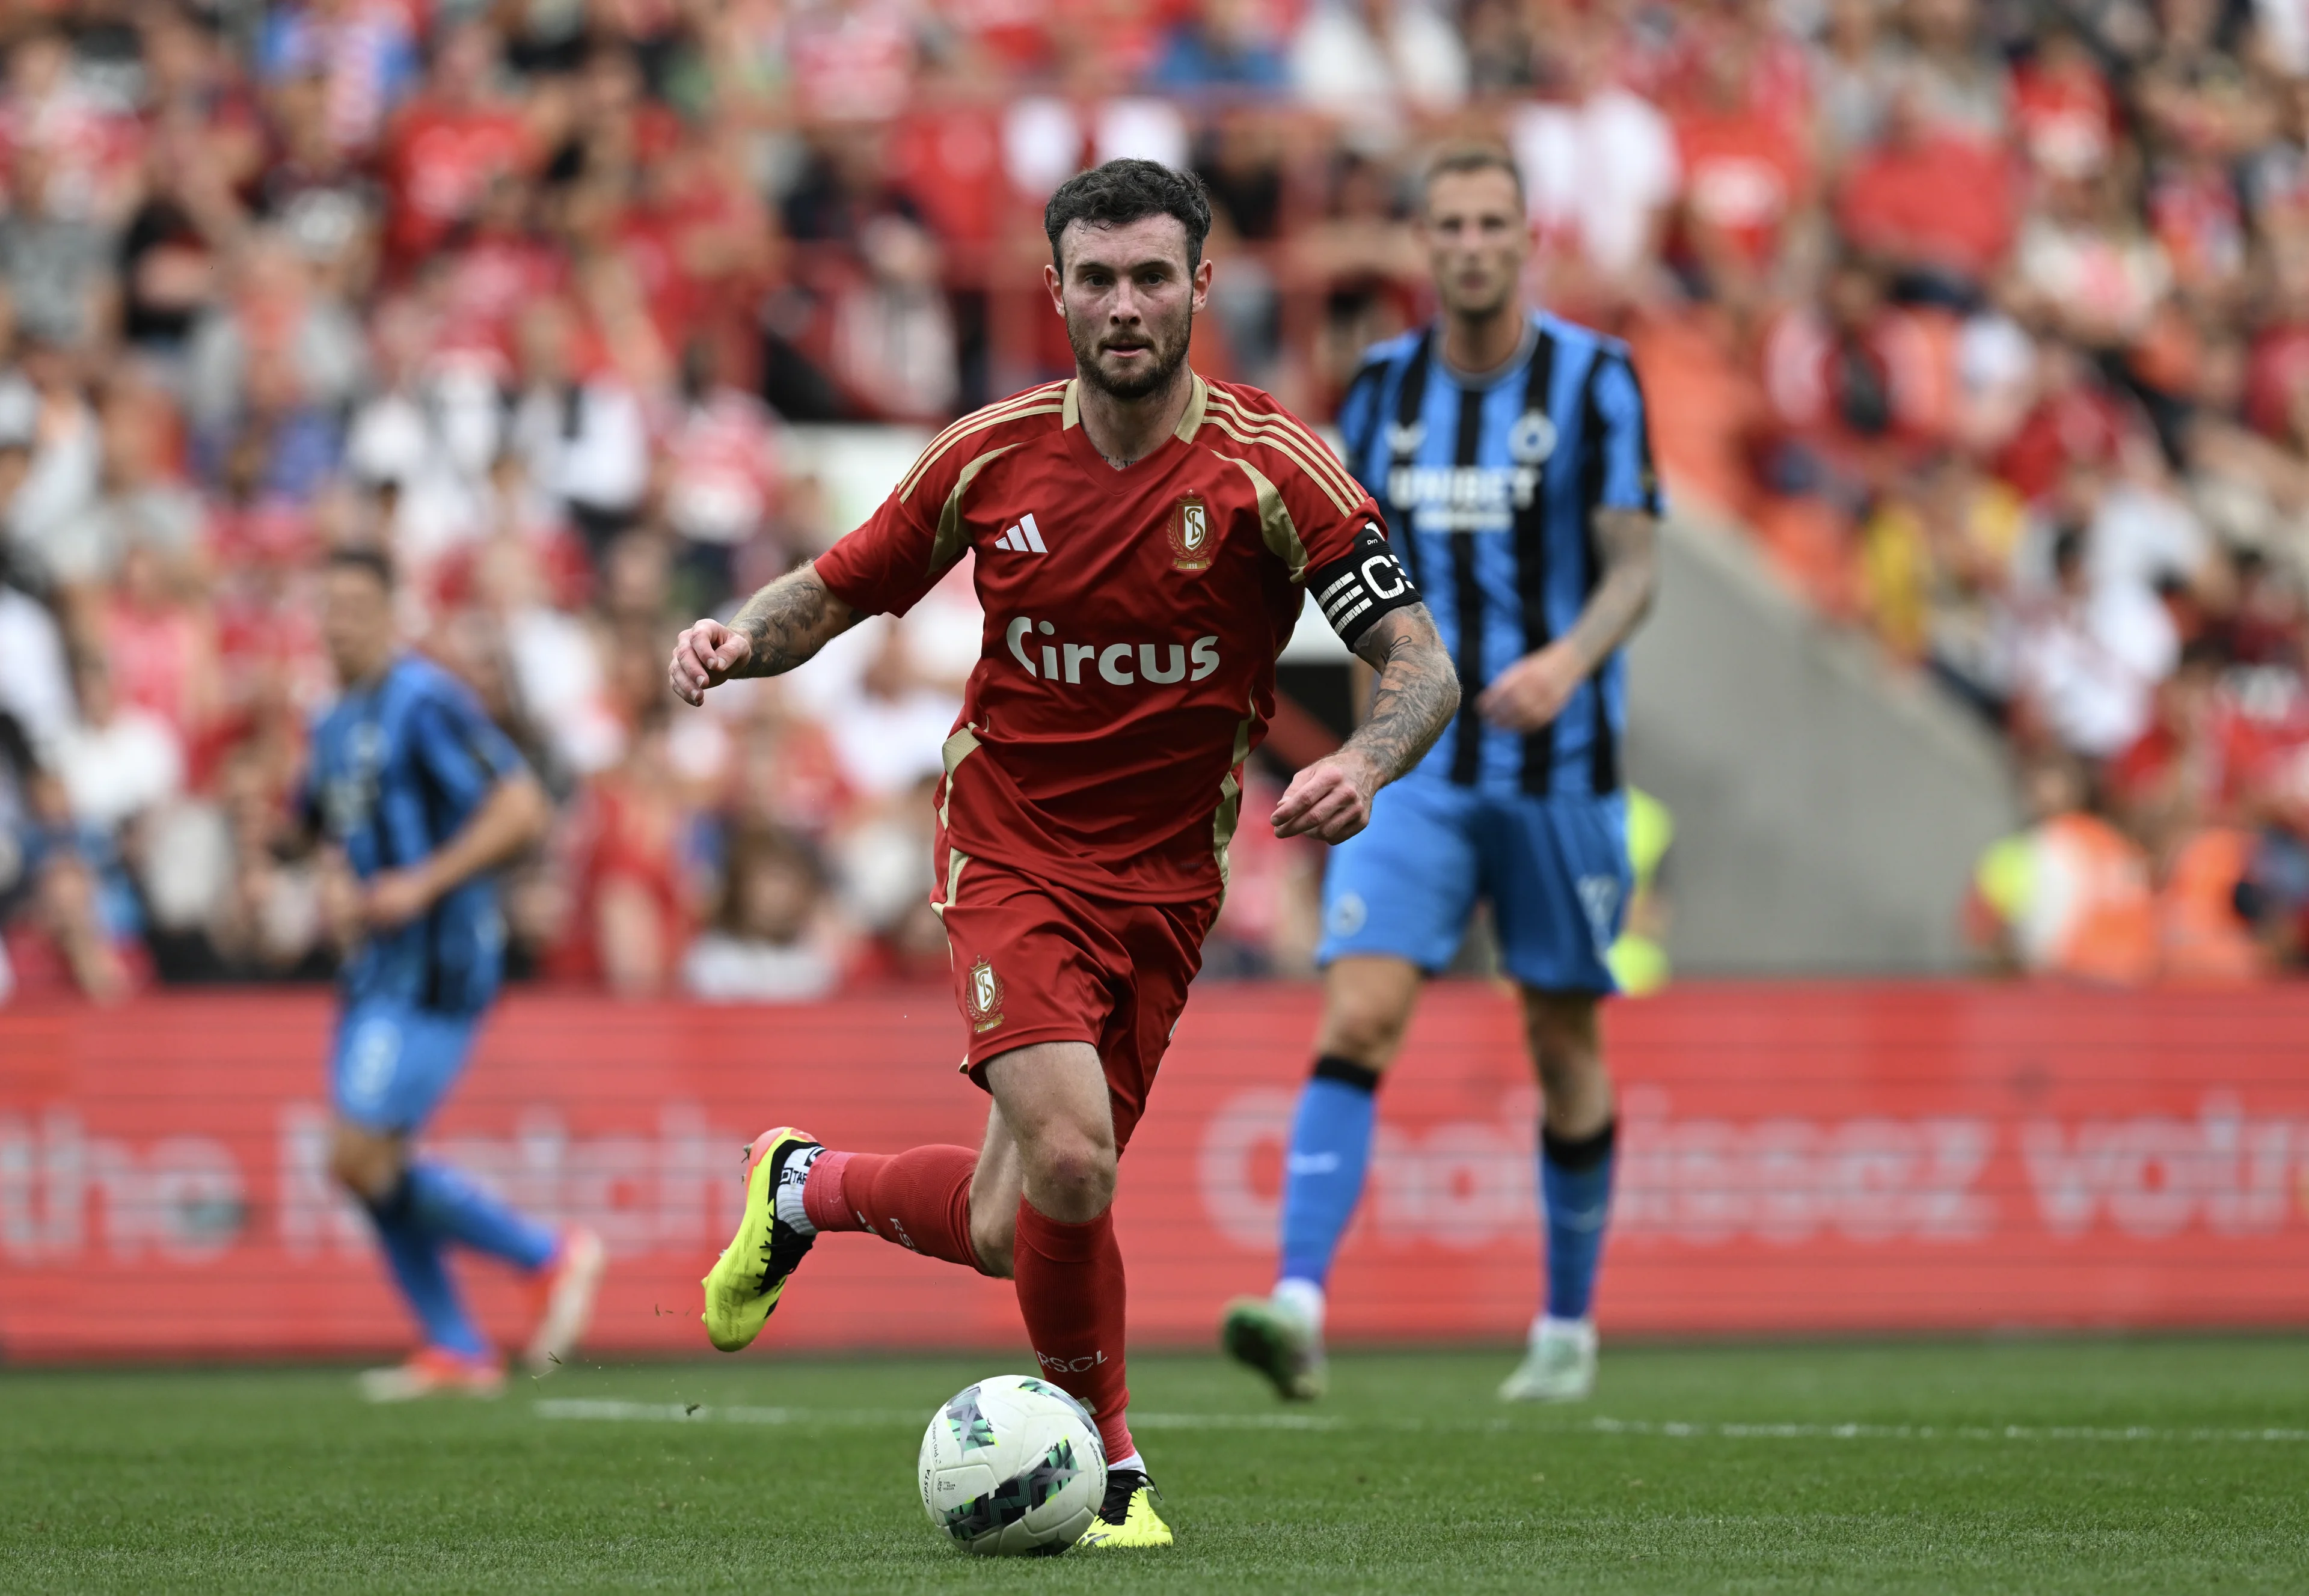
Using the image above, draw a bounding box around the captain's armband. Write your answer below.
[1306,520,1421,651]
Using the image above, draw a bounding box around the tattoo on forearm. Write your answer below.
[1345,605,1460,786]
[729,564,853,677]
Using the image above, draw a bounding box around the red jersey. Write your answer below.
[814,373,1393,906]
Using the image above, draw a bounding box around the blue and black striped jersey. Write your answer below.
[301,654,527,1014]
[1337,312,1661,798]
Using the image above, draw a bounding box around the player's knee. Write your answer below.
[1024,1131,1116,1222]
[1535,1048,1610,1115]
[1317,998,1411,1072]
[328,1125,400,1201]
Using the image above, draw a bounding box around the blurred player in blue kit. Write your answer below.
[1222,145,1661,1402]
[302,548,603,1399]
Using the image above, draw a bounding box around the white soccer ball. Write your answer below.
[918,1374,1107,1556]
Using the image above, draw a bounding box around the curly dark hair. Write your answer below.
[1043,159,1213,275]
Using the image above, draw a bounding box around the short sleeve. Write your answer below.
[1288,463,1389,577]
[812,479,948,619]
[411,680,527,810]
[1591,355,1665,516]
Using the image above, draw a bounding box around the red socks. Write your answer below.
[801,1145,987,1273]
[1012,1198,1134,1465]
[800,1148,1136,1462]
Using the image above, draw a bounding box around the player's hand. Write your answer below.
[1477,641,1587,733]
[363,867,437,931]
[1272,751,1380,843]
[670,618,752,706]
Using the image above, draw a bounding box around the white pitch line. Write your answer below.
[532,1401,2306,1446]
[1589,1416,2309,1445]
[533,1399,1340,1431]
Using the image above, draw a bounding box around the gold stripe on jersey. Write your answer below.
[933,848,970,921]
[1213,451,1308,581]
[1211,700,1257,896]
[1173,373,1210,441]
[898,384,1057,499]
[1200,390,1357,508]
[901,380,1064,488]
[1203,390,1364,506]
[931,444,1026,574]
[1061,379,1081,430]
[1201,394,1362,515]
[937,724,981,834]
[1200,411,1357,519]
[897,386,1066,503]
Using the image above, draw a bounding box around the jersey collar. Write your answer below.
[1058,370,1207,480]
[1058,371,1208,441]
[1433,313,1542,391]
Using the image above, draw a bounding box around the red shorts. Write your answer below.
[936,854,1218,1154]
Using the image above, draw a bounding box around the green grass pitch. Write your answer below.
[4,1339,2305,1593]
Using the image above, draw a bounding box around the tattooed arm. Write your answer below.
[668,561,862,705]
[1271,604,1459,843]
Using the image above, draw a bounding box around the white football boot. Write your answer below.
[1497,1316,1596,1402]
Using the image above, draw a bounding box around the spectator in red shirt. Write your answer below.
[2012,22,2119,183]
[380,22,542,271]
[1837,80,2017,307]
[1667,20,1811,317]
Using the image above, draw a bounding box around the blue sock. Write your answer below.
[366,1181,486,1357]
[1277,1057,1381,1288]
[405,1161,557,1273]
[1540,1121,1616,1321]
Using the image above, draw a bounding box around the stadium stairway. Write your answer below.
[1626,512,2018,976]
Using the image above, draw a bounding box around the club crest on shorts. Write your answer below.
[1168,493,1215,573]
[964,957,1006,1034]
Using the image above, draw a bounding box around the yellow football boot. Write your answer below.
[1076,1469,1173,1550]
[700,1127,820,1353]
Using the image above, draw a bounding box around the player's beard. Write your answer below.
[1070,307,1193,401]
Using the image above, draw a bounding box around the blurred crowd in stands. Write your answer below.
[9,0,2309,1000]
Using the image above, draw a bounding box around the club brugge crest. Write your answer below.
[1168,493,1215,572]
[965,957,1005,1034]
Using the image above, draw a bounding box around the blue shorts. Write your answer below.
[1317,779,1631,993]
[330,1000,479,1134]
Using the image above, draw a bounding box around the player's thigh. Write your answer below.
[1316,779,1481,977]
[1313,954,1426,1072]
[1478,790,1633,995]
[1096,891,1218,1154]
[330,1001,479,1135]
[942,863,1115,1086]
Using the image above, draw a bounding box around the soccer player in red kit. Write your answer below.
[668,161,1459,1548]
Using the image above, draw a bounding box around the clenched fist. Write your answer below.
[669,619,753,705]
[1272,750,1382,843]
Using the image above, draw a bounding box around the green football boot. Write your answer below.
[1219,1294,1328,1401]
[699,1127,820,1353]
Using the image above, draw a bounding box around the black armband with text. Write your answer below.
[1306,519,1421,651]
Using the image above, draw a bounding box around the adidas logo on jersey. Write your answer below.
[992,513,1047,554]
